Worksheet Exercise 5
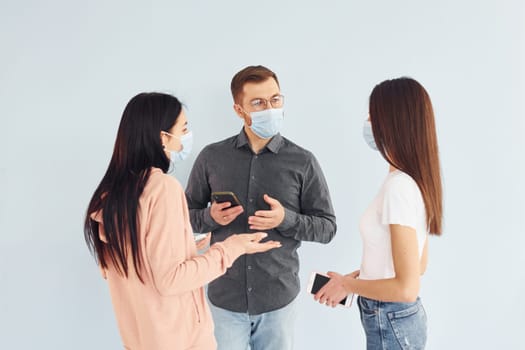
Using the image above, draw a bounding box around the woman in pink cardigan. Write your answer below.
[84,92,281,350]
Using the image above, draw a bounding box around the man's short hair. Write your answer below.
[230,65,280,104]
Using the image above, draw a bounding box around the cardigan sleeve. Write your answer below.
[144,175,245,296]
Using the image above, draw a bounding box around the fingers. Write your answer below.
[248,215,275,230]
[253,209,274,218]
[314,280,343,307]
[314,282,328,301]
[256,196,285,228]
[239,232,281,254]
[250,232,268,242]
[315,290,329,305]
[211,195,284,228]
[196,233,211,250]
[252,240,282,253]
[212,201,234,210]
[327,271,341,279]
[211,202,244,226]
[221,207,243,225]
[242,237,282,254]
[315,292,338,308]
[349,270,360,278]
[263,194,279,207]
[222,205,244,216]
[196,239,207,250]
[249,207,281,229]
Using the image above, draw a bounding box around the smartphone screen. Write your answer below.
[310,273,348,306]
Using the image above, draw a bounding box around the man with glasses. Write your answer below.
[186,65,336,350]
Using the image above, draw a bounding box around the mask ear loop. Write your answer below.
[236,105,248,116]
[236,105,252,126]
[162,130,181,139]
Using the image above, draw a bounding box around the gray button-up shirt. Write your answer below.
[185,129,336,315]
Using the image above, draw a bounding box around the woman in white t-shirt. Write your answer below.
[315,77,443,350]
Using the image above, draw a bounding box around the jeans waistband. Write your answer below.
[358,295,422,308]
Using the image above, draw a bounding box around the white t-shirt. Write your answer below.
[359,170,428,280]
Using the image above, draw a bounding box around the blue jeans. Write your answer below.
[358,296,427,350]
[209,298,298,350]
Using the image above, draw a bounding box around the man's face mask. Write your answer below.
[249,108,284,139]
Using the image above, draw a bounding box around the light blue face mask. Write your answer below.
[363,120,378,151]
[249,108,284,139]
[171,131,193,161]
[164,131,193,162]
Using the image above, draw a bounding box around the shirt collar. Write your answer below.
[235,128,284,154]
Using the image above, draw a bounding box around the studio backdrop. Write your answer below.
[1,1,523,349]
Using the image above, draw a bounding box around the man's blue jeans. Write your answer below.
[209,298,298,350]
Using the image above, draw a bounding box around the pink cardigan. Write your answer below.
[91,168,244,350]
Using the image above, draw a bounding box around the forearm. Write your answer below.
[151,241,244,296]
[189,207,220,233]
[344,275,420,303]
[185,151,217,233]
[277,208,336,243]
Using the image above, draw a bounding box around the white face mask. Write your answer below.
[249,108,284,139]
[363,120,378,151]
[164,131,193,161]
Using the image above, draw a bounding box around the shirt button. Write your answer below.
[249,198,253,203]
[247,265,252,270]
[248,287,252,292]
[251,176,255,180]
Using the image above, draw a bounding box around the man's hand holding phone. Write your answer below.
[210,192,244,226]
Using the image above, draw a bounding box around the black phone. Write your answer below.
[211,191,241,207]
[307,272,353,307]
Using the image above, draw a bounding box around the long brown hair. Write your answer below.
[369,77,443,235]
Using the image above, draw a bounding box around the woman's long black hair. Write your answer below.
[84,92,182,282]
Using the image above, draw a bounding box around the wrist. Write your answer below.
[277,207,296,231]
[342,275,354,293]
[224,234,246,255]
[204,207,220,228]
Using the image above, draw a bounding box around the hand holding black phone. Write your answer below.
[211,191,241,207]
[307,272,354,307]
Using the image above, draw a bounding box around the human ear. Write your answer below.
[233,104,244,118]
[160,131,169,149]
[234,104,251,126]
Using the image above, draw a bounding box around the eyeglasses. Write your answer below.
[249,94,285,111]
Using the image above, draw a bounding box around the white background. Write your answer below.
[1,1,523,349]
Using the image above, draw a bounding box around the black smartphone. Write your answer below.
[211,191,241,207]
[307,272,353,307]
